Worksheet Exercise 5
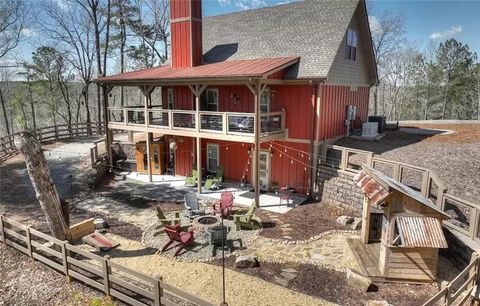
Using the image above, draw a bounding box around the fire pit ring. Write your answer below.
[192,215,221,232]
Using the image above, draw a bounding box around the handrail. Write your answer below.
[0,215,214,306]
[322,143,480,241]
[1,122,104,162]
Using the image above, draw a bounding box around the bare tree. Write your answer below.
[40,2,96,134]
[0,0,28,136]
[370,11,406,115]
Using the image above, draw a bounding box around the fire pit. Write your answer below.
[192,215,221,232]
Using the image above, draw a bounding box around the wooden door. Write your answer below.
[135,141,166,175]
[135,142,148,173]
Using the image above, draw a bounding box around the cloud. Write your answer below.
[217,0,231,5]
[429,25,462,40]
[234,0,267,10]
[368,15,382,36]
[21,28,37,38]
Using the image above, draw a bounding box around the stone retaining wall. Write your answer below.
[316,167,364,216]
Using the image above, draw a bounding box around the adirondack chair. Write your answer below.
[184,192,205,219]
[212,192,234,217]
[160,224,195,256]
[185,169,198,187]
[153,207,181,236]
[207,166,224,183]
[233,202,259,230]
[205,225,232,256]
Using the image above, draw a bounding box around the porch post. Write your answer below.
[141,86,155,182]
[102,85,114,171]
[188,84,207,194]
[248,80,266,208]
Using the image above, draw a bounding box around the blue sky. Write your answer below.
[204,0,480,54]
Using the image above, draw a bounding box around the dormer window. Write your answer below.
[346,29,358,61]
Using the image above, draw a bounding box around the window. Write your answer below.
[260,89,270,113]
[206,89,219,111]
[167,88,174,110]
[346,29,358,61]
[207,143,219,172]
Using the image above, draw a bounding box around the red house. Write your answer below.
[96,0,377,205]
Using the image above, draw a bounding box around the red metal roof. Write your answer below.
[353,170,391,206]
[396,216,448,248]
[96,57,299,83]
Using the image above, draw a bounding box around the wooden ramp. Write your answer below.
[347,238,383,280]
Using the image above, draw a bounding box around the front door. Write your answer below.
[258,151,270,190]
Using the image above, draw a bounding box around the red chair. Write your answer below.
[160,224,195,256]
[212,192,234,217]
[280,186,290,206]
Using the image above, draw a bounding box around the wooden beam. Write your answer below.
[253,80,261,207]
[142,88,153,182]
[102,85,113,169]
[196,137,202,195]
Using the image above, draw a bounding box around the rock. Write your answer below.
[273,276,289,287]
[350,217,362,230]
[281,272,297,281]
[94,218,108,229]
[234,255,259,268]
[365,300,391,306]
[346,269,372,292]
[337,215,354,226]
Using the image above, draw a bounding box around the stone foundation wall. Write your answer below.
[316,167,364,216]
[440,227,477,270]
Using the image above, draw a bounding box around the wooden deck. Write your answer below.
[347,238,383,280]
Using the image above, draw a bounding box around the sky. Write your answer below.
[203,0,480,54]
[5,0,480,73]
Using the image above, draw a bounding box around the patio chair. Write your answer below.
[184,192,205,219]
[205,225,233,256]
[207,166,224,183]
[153,207,181,236]
[185,169,198,187]
[233,202,260,230]
[203,178,220,190]
[160,224,195,257]
[212,192,234,217]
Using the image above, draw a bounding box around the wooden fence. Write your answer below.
[320,144,480,242]
[0,215,214,306]
[0,122,105,162]
[422,252,479,306]
[90,138,107,167]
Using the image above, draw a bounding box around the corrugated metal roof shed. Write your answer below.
[396,216,448,248]
[96,57,299,84]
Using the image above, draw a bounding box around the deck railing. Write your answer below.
[0,215,214,306]
[422,252,479,306]
[320,144,480,242]
[109,107,285,137]
[0,122,104,162]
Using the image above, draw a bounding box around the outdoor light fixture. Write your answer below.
[230,93,240,104]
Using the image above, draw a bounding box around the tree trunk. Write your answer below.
[0,87,11,137]
[28,83,37,131]
[84,82,92,135]
[373,86,378,115]
[17,132,71,241]
[441,76,449,120]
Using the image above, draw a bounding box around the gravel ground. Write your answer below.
[337,123,480,204]
[0,243,113,306]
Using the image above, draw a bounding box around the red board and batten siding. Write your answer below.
[170,0,202,68]
[318,84,369,140]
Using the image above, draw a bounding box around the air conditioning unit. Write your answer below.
[362,122,378,138]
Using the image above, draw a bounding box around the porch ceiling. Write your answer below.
[95,57,299,86]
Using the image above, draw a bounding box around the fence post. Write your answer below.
[103,255,112,301]
[469,209,479,239]
[61,241,71,283]
[54,125,59,140]
[421,171,430,197]
[154,275,162,306]
[392,163,401,181]
[25,227,33,257]
[0,214,5,243]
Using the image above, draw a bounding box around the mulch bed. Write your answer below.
[210,257,439,306]
[256,201,356,241]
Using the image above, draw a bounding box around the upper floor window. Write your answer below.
[346,29,358,61]
[202,88,219,111]
[167,88,174,110]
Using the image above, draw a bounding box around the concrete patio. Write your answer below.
[119,171,308,213]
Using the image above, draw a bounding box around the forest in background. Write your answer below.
[0,0,479,138]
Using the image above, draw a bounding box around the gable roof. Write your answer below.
[203,0,376,80]
[97,57,299,84]
[354,165,450,219]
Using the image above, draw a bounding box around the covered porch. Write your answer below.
[96,56,302,207]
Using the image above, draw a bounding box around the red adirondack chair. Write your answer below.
[160,224,195,256]
[212,192,234,217]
